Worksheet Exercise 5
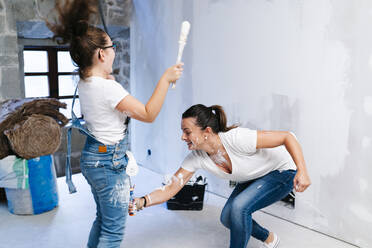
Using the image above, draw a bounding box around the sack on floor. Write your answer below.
[0,155,28,189]
[0,98,68,159]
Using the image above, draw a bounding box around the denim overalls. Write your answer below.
[66,86,130,248]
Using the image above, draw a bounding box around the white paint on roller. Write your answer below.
[363,96,372,115]
[172,21,191,89]
[180,22,190,42]
[177,21,191,63]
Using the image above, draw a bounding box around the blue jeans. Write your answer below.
[80,136,130,248]
[220,169,296,248]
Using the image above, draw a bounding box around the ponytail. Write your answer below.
[209,105,237,132]
[46,0,97,44]
[182,104,238,133]
[45,0,108,79]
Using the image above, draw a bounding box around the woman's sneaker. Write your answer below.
[261,233,280,248]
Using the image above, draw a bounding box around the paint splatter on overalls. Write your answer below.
[66,86,130,248]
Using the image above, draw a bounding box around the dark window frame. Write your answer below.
[24,46,79,99]
[23,46,81,118]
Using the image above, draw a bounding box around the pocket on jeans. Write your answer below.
[272,170,295,186]
[285,169,297,177]
[281,170,296,185]
[82,161,108,191]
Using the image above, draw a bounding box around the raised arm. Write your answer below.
[135,167,194,209]
[115,64,183,123]
[257,131,311,192]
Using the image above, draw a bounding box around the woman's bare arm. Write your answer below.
[257,131,311,192]
[135,167,194,209]
[115,64,183,123]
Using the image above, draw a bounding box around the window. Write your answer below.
[23,46,81,119]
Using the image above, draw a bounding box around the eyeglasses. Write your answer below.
[98,43,117,59]
[102,43,117,52]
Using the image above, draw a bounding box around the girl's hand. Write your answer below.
[128,200,136,214]
[162,63,184,84]
[293,170,311,192]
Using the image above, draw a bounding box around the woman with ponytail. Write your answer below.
[46,1,183,247]
[134,104,311,248]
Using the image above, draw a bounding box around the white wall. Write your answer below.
[131,0,372,247]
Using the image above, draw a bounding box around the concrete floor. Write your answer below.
[0,167,357,248]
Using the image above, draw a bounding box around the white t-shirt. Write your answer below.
[78,76,129,145]
[181,127,297,182]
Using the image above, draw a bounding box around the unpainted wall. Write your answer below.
[131,0,372,246]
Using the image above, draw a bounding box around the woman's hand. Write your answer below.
[162,63,184,84]
[293,170,311,192]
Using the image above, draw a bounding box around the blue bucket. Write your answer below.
[5,155,58,215]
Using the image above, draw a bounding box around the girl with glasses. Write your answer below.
[46,0,183,247]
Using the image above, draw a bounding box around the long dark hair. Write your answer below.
[182,104,238,133]
[46,0,108,79]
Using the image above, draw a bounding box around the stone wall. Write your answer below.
[0,0,22,100]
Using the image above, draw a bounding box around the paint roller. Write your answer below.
[171,21,191,89]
